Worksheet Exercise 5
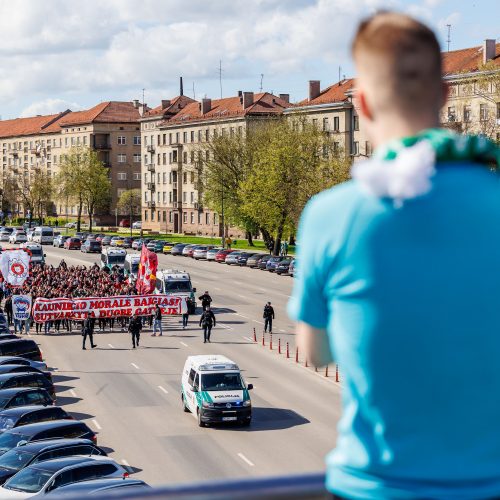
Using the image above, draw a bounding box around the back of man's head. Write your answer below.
[352,12,443,127]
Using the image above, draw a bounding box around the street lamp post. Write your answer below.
[220,174,225,248]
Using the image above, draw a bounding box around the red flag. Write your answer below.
[136,245,158,294]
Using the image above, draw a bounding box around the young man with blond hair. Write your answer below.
[289,11,500,499]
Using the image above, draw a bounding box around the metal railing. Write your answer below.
[56,472,328,499]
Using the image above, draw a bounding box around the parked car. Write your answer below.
[131,238,143,250]
[52,235,69,248]
[289,258,296,277]
[215,249,234,263]
[122,237,134,249]
[0,335,19,342]
[0,388,53,411]
[182,244,197,257]
[206,248,222,261]
[9,230,27,244]
[110,236,124,247]
[0,455,125,497]
[94,234,106,242]
[26,230,35,242]
[186,245,204,258]
[193,245,216,260]
[80,240,102,253]
[246,253,266,268]
[0,366,52,384]
[132,221,142,229]
[0,406,71,433]
[171,243,188,256]
[257,254,274,270]
[0,339,43,362]
[162,242,175,254]
[0,439,106,486]
[225,251,243,265]
[64,237,81,250]
[21,244,45,266]
[276,258,293,275]
[0,373,55,400]
[119,219,130,227]
[45,477,150,497]
[100,236,112,246]
[74,232,88,240]
[64,222,76,229]
[0,420,97,457]
[237,252,257,266]
[265,256,285,272]
[85,234,97,241]
[0,228,13,242]
[0,357,48,374]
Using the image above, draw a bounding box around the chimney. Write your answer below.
[161,99,171,109]
[309,80,321,101]
[139,103,147,117]
[201,98,211,115]
[242,91,254,109]
[180,76,184,96]
[279,93,290,103]
[132,99,140,109]
[483,39,496,64]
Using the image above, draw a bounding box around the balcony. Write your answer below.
[147,164,155,172]
[147,145,155,153]
[147,182,156,192]
[93,143,111,150]
[147,201,156,209]
[173,201,182,209]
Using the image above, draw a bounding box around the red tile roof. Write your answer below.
[0,111,70,139]
[163,93,291,125]
[59,101,141,127]
[442,43,500,75]
[295,79,355,107]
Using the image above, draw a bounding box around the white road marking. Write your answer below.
[158,385,169,394]
[237,294,246,298]
[214,287,221,291]
[243,336,253,342]
[180,341,188,347]
[218,323,233,330]
[235,313,248,319]
[108,344,114,349]
[253,320,264,325]
[131,363,140,369]
[92,419,102,430]
[279,329,286,333]
[237,453,255,467]
[69,389,77,398]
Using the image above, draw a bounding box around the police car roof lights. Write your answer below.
[188,355,240,372]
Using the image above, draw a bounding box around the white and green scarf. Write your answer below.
[352,128,500,207]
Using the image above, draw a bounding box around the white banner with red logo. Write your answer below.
[0,249,30,287]
[32,294,187,323]
[13,295,32,321]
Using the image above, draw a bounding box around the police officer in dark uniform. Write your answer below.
[128,313,142,349]
[82,313,97,350]
[263,302,275,333]
[199,306,216,343]
[198,291,213,311]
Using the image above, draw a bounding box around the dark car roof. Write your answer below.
[0,372,45,382]
[0,365,38,373]
[52,477,148,493]
[0,338,38,347]
[28,455,96,472]
[11,438,95,454]
[5,419,85,437]
[0,405,60,418]
[0,387,44,397]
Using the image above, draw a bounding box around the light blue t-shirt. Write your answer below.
[289,163,500,499]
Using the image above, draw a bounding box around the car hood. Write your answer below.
[207,390,244,403]
[0,486,31,498]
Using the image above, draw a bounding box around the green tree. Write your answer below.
[83,162,111,232]
[117,188,141,225]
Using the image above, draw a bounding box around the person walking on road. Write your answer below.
[182,298,191,329]
[82,314,97,350]
[198,291,212,312]
[4,296,12,326]
[263,302,275,333]
[199,306,216,343]
[129,313,142,349]
[152,305,163,336]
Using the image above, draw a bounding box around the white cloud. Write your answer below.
[20,99,83,118]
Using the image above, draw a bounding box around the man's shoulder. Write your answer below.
[306,180,365,217]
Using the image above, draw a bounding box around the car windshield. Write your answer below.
[0,398,9,409]
[0,431,29,453]
[201,373,244,391]
[164,280,191,293]
[3,465,52,493]
[41,230,52,236]
[0,448,36,471]
[108,255,125,264]
[131,263,139,274]
[0,415,16,431]
[30,249,42,256]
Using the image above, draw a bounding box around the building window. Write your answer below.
[183,152,188,164]
[176,132,180,143]
[117,188,126,198]
[496,102,500,120]
[366,141,372,156]
[353,142,359,156]
[333,116,340,132]
[205,129,209,141]
[206,212,210,225]
[169,191,172,203]
[151,210,155,221]
[190,192,194,203]
[190,171,195,183]
[480,103,488,121]
[162,134,166,145]
[312,118,318,128]
[322,145,328,159]
[163,172,167,184]
[133,153,141,163]
[214,213,219,225]
[190,131,195,142]
[163,210,166,222]
[190,212,194,224]
[183,212,187,223]
[118,136,126,145]
[117,172,127,180]
[183,172,187,184]
[183,132,188,143]
[133,172,141,180]
[463,105,471,123]
[172,150,178,162]
[353,115,359,131]
[447,106,456,122]
[144,211,148,222]
[198,130,202,142]
[83,136,87,145]
[117,154,126,163]
[169,211,173,223]
[133,136,141,145]
[163,153,167,165]
[169,133,173,145]
[183,192,187,202]
[322,118,329,131]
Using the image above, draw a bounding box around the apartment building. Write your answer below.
[140,92,291,234]
[0,101,142,222]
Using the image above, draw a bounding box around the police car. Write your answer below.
[181,355,253,427]
[155,269,196,314]
[20,243,45,265]
[100,248,127,270]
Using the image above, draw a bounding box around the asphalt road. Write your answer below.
[13,244,342,486]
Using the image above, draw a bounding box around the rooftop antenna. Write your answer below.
[217,60,223,99]
[192,82,196,100]
[259,74,264,92]
[180,76,184,96]
[338,66,341,84]
[446,24,451,52]
[142,88,145,106]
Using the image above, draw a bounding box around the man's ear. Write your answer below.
[358,90,373,122]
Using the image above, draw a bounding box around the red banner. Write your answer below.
[32,294,187,323]
[136,245,158,294]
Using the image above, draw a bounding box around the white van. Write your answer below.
[100,248,127,270]
[155,269,196,313]
[124,253,141,279]
[32,226,54,245]
[181,355,253,427]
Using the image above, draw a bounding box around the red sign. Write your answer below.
[32,294,186,323]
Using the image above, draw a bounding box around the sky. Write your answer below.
[0,0,498,120]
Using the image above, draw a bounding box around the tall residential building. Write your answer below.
[140,91,291,234]
[0,101,142,223]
